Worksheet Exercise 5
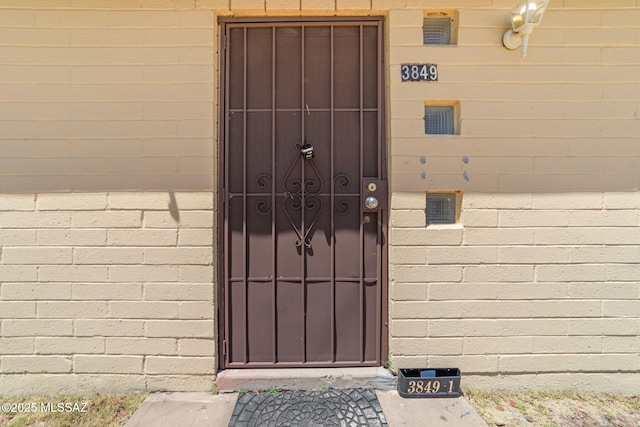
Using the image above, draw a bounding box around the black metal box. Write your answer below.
[397,368,461,398]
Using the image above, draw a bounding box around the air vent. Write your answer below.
[423,17,452,45]
[426,193,458,225]
[424,105,455,135]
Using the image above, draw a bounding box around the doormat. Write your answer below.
[228,388,388,427]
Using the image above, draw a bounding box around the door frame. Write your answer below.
[216,16,388,370]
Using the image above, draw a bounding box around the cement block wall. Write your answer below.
[1,0,639,394]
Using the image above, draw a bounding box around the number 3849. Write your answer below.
[406,379,455,394]
[400,64,438,81]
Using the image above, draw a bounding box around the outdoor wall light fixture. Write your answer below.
[502,0,549,57]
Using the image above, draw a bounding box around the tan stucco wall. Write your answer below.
[1,0,639,395]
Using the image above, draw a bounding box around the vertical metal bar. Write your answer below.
[358,24,365,363]
[329,24,336,363]
[223,24,231,367]
[375,21,383,364]
[242,26,248,365]
[271,25,277,364]
[300,24,307,363]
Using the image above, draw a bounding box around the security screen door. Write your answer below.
[221,19,386,367]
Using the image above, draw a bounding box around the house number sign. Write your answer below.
[401,64,438,81]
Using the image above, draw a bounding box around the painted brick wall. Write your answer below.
[1,0,639,395]
[0,1,216,394]
[387,2,640,393]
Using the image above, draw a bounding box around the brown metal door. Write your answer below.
[221,19,386,367]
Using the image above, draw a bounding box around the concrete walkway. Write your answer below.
[125,368,488,427]
[125,391,488,427]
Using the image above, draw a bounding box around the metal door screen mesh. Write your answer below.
[426,193,457,225]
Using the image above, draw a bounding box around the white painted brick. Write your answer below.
[108,229,177,246]
[74,247,143,264]
[464,337,533,355]
[74,320,144,337]
[179,302,213,319]
[144,247,212,265]
[462,301,600,318]
[0,194,35,211]
[602,337,640,354]
[37,193,107,210]
[464,228,534,246]
[602,300,640,318]
[604,193,640,209]
[1,356,72,373]
[71,211,142,228]
[464,265,534,283]
[499,247,571,264]
[499,210,569,227]
[1,212,71,228]
[0,230,37,246]
[534,228,605,245]
[533,193,603,210]
[460,209,498,227]
[392,265,462,283]
[429,319,568,338]
[108,193,171,210]
[428,283,498,301]
[498,283,567,300]
[391,228,463,246]
[2,320,73,337]
[390,246,428,265]
[178,338,215,356]
[145,356,214,375]
[567,282,639,300]
[72,283,142,300]
[178,228,213,246]
[145,320,214,338]
[536,265,606,282]
[37,301,108,318]
[390,320,427,338]
[0,266,38,282]
[37,229,107,246]
[0,302,36,319]
[35,337,105,354]
[532,336,602,354]
[462,194,532,210]
[391,283,427,301]
[108,265,178,282]
[427,247,497,264]
[144,283,213,301]
[106,338,177,355]
[0,337,34,354]
[178,266,213,283]
[392,338,462,355]
[110,302,179,319]
[144,211,213,228]
[2,247,72,265]
[2,283,72,300]
[74,355,143,374]
[38,265,108,282]
[391,301,462,319]
[568,319,638,336]
[569,210,639,227]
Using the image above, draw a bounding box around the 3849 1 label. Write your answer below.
[405,379,456,394]
[400,64,438,82]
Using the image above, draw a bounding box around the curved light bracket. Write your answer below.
[502,0,549,57]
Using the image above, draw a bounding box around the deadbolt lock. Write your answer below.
[362,179,387,212]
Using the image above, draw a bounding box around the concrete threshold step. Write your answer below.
[215,367,397,393]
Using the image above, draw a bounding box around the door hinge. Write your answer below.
[222,340,228,359]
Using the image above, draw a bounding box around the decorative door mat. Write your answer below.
[228,388,388,427]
